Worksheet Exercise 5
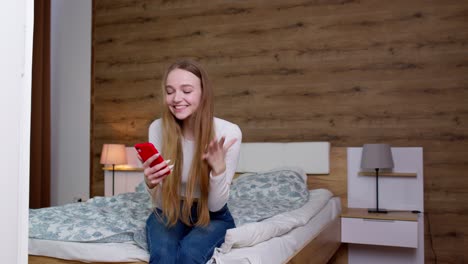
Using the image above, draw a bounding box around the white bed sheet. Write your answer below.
[29,196,341,264]
[211,197,341,264]
[28,240,149,262]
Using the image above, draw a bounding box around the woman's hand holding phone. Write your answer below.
[134,142,173,189]
[141,154,173,189]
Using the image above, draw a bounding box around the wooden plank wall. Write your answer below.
[92,0,468,262]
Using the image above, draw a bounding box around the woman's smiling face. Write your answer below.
[165,68,202,121]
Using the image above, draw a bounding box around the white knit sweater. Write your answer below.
[146,117,242,212]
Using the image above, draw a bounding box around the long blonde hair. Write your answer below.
[160,59,214,227]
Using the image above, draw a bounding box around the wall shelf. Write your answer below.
[102,165,143,172]
[358,171,416,177]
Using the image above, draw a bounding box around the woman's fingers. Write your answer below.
[204,138,217,155]
[147,164,173,181]
[210,138,217,152]
[224,138,237,151]
[209,137,226,153]
[144,158,173,180]
[148,164,173,182]
[218,137,225,150]
[150,175,165,185]
[142,153,160,168]
[149,169,170,185]
[150,161,171,175]
[202,136,236,160]
[142,153,174,188]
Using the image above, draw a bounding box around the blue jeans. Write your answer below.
[146,203,236,264]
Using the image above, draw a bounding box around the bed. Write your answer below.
[29,142,347,264]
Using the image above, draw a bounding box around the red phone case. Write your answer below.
[134,142,169,175]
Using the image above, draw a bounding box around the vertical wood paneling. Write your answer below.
[92,0,468,262]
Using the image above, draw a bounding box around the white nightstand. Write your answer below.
[345,147,424,264]
[341,207,419,248]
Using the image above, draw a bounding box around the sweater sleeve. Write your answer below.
[208,124,242,212]
[146,119,163,208]
[148,119,163,153]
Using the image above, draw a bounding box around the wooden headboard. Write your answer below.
[308,147,347,208]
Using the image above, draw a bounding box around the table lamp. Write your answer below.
[361,143,394,213]
[100,144,127,196]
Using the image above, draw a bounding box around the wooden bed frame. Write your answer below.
[286,147,347,264]
[29,147,347,264]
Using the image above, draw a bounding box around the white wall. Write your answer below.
[0,1,33,263]
[51,0,92,205]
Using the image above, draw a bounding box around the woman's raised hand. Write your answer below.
[138,153,173,189]
[202,136,237,176]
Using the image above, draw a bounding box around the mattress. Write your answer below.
[211,196,341,264]
[29,194,341,263]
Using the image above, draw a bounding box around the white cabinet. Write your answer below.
[345,147,424,264]
[341,208,418,248]
[104,167,144,196]
[103,147,145,196]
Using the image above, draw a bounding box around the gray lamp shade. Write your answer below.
[361,144,394,169]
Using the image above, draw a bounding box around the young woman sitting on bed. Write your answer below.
[139,59,242,264]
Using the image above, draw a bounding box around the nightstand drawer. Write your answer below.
[341,217,418,248]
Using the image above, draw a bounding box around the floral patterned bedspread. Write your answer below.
[29,168,310,250]
[29,192,152,249]
[228,169,309,226]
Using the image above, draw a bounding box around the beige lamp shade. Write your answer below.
[361,144,394,169]
[100,144,127,165]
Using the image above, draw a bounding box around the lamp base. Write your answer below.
[368,208,388,214]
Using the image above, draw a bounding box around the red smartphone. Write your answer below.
[134,142,169,175]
